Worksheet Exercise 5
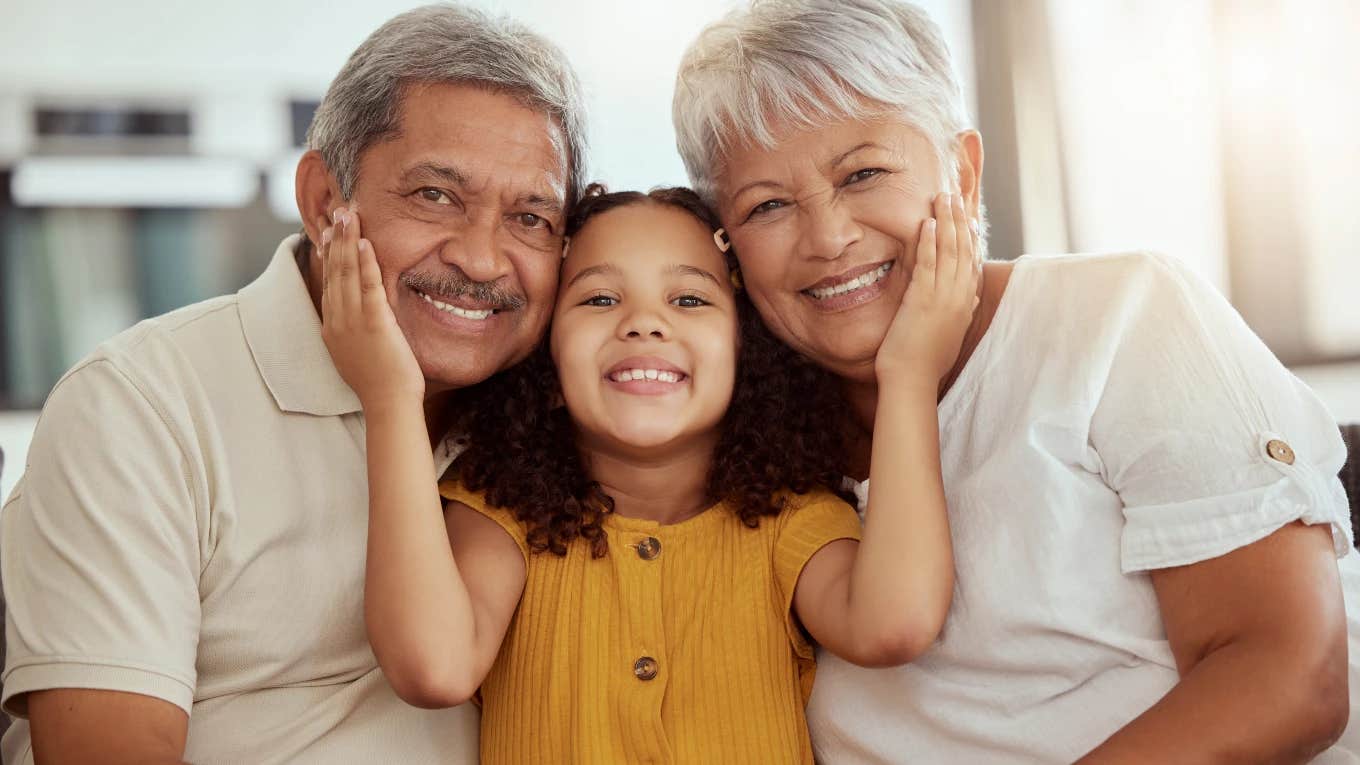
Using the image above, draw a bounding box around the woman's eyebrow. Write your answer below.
[829,142,884,170]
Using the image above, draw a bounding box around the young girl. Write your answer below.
[318,185,980,763]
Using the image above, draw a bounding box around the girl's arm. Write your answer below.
[318,207,525,707]
[794,192,977,667]
[363,402,525,708]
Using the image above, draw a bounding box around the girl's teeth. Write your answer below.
[419,290,493,320]
[612,369,682,383]
[808,262,893,300]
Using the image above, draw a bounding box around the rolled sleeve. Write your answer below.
[2,357,204,717]
[1090,255,1350,573]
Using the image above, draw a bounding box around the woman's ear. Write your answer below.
[954,130,984,219]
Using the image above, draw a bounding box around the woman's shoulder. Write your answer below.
[1013,250,1195,295]
[1003,251,1223,340]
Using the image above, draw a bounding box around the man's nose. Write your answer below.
[440,217,513,284]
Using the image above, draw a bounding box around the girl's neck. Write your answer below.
[579,434,718,526]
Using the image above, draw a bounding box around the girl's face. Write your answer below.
[551,203,738,454]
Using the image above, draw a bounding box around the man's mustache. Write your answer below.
[401,269,527,311]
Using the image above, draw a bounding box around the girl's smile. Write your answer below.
[551,202,738,453]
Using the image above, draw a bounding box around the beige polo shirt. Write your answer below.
[0,236,478,764]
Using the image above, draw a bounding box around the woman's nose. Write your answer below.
[798,194,862,261]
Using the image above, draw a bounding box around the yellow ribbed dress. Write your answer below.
[437,481,862,765]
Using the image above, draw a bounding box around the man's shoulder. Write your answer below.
[104,292,243,358]
[54,293,249,410]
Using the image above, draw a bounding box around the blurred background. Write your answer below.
[1,0,1357,501]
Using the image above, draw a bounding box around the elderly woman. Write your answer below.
[674,1,1360,762]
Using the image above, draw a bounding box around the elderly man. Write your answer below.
[0,6,585,764]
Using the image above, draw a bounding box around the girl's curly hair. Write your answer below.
[454,185,855,558]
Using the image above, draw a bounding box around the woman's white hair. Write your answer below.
[673,0,970,206]
[308,4,587,206]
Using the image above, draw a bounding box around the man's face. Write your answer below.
[346,82,569,393]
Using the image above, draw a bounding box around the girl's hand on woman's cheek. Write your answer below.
[874,192,981,387]
[318,207,426,408]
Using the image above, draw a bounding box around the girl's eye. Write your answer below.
[582,294,617,307]
[672,294,709,308]
[747,199,786,219]
[416,188,453,205]
[845,168,884,185]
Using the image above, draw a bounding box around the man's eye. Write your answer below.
[845,168,884,185]
[515,213,549,231]
[582,294,617,307]
[672,295,709,308]
[416,188,452,205]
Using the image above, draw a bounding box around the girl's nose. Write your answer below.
[619,307,669,340]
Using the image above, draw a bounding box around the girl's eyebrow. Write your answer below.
[564,263,621,290]
[668,263,721,286]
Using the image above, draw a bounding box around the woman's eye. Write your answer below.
[672,294,709,308]
[845,168,884,185]
[747,199,786,219]
[582,294,617,307]
[416,188,453,205]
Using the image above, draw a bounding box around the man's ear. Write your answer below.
[296,150,343,246]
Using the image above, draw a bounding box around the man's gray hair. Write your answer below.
[673,0,969,205]
[308,3,587,206]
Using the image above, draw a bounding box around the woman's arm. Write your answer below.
[793,192,976,667]
[317,207,525,707]
[1077,521,1348,764]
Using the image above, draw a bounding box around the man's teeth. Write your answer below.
[610,369,684,383]
[807,262,893,300]
[418,290,493,320]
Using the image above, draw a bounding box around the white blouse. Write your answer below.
[809,251,1359,763]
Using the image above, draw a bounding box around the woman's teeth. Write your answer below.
[610,369,684,383]
[418,290,494,320]
[807,262,893,300]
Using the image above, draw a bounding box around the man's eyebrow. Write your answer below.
[564,263,621,290]
[400,162,467,187]
[668,263,721,286]
[829,142,883,170]
[517,192,565,217]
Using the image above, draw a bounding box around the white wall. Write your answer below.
[0,411,36,505]
[0,0,977,193]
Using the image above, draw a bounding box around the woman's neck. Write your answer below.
[578,434,718,525]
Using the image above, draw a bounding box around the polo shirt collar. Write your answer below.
[238,235,362,416]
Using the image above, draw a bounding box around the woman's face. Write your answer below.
[551,203,738,454]
[714,116,981,383]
